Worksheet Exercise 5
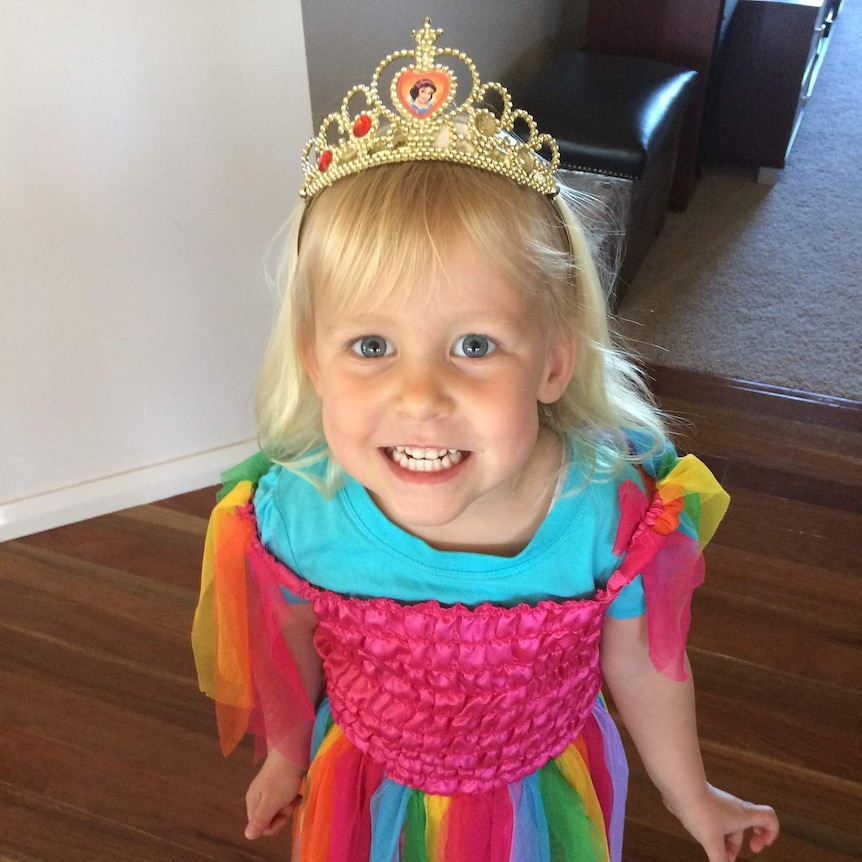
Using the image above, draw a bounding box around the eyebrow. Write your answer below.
[324,308,525,330]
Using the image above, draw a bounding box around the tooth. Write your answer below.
[388,447,464,469]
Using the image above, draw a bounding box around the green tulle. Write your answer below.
[216,451,273,502]
[403,788,430,862]
[538,760,602,861]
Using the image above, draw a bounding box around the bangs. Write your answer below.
[294,162,571,320]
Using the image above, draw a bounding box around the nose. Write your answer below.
[395,360,454,421]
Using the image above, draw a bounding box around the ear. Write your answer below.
[538,329,577,405]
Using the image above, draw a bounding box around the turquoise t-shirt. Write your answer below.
[254,450,647,618]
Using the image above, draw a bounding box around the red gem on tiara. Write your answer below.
[318,150,332,172]
[353,115,372,137]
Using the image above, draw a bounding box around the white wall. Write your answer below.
[0,1,312,540]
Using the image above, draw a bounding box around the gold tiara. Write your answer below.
[300,19,560,199]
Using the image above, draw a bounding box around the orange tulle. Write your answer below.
[192,481,256,755]
[213,503,256,754]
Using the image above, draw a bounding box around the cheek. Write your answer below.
[318,401,351,460]
[317,371,366,411]
[480,382,541,441]
[318,379,375,440]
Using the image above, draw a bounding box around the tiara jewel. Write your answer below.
[300,19,561,199]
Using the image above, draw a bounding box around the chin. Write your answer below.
[375,495,470,534]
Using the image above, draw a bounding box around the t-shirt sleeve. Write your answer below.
[254,466,294,563]
[254,467,279,533]
[254,467,314,608]
[606,574,645,618]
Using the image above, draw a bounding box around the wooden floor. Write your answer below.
[1,366,860,861]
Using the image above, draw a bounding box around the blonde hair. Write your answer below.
[256,162,667,486]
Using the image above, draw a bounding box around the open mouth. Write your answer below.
[386,446,465,473]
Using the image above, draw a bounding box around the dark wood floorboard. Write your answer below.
[1,366,859,860]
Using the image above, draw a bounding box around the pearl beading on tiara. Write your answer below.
[300,19,561,199]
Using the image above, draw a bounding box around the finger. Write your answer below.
[245,797,273,841]
[750,822,780,852]
[247,800,296,840]
[245,780,263,815]
[726,829,743,862]
[245,820,264,841]
[748,805,780,851]
[704,836,731,862]
[245,792,262,840]
[260,809,289,837]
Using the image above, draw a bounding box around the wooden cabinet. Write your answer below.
[704,0,841,181]
[587,0,735,210]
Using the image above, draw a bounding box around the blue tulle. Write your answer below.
[309,697,331,760]
[594,702,628,862]
[369,780,412,862]
[510,772,551,862]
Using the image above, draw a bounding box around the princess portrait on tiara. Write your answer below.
[192,20,780,862]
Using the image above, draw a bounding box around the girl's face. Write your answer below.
[303,245,575,551]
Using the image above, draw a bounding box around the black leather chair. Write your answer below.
[519,51,697,309]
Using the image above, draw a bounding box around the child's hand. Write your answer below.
[244,748,305,841]
[666,783,779,862]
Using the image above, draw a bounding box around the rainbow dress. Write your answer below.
[192,449,728,862]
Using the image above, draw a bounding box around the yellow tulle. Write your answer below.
[658,454,730,549]
[425,794,452,858]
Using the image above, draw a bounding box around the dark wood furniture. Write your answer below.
[586,0,736,211]
[704,0,842,182]
[518,53,697,308]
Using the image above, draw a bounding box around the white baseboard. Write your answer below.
[0,440,260,542]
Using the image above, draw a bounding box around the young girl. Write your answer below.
[193,21,779,862]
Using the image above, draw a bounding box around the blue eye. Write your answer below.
[351,335,392,358]
[453,334,495,358]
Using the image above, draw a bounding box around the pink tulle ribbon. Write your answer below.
[612,455,729,681]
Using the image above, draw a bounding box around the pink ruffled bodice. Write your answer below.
[251,532,626,795]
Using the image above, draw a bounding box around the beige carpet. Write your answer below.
[617,0,861,402]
